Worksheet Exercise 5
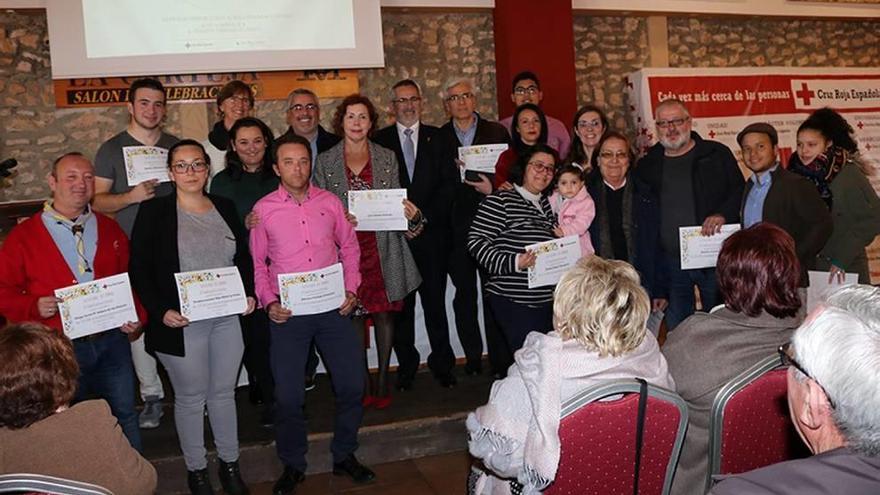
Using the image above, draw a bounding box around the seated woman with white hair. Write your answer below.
[466,256,675,494]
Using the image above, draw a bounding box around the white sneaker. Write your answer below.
[139,396,163,429]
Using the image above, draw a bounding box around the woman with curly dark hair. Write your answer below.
[789,108,880,284]
[0,322,156,494]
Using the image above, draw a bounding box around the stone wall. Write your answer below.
[572,14,650,132]
[0,9,496,202]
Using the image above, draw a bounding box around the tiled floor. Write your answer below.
[248,451,472,494]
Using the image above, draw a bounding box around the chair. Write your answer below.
[544,379,688,495]
[0,474,112,495]
[706,355,811,491]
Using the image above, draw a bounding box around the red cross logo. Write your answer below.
[708,130,717,139]
[795,83,815,106]
[857,121,864,130]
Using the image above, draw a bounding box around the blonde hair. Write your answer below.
[553,256,649,357]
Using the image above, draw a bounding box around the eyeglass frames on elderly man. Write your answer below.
[778,342,836,409]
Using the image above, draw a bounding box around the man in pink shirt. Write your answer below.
[249,134,375,493]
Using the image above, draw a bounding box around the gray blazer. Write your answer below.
[313,140,421,302]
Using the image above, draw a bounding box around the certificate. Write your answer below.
[174,267,247,322]
[55,273,138,340]
[123,146,170,186]
[278,263,346,315]
[527,236,582,288]
[348,188,408,231]
[806,270,858,314]
[679,224,741,270]
[458,144,508,174]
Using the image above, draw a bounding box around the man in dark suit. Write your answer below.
[278,88,341,162]
[440,77,513,379]
[374,79,460,390]
[737,122,832,287]
[278,88,342,389]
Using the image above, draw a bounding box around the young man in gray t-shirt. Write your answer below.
[93,77,179,430]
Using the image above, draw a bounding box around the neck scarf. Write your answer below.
[208,121,229,151]
[43,201,93,275]
[787,146,846,209]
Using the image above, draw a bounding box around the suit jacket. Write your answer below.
[0,211,146,330]
[710,447,880,495]
[372,123,458,236]
[440,116,511,236]
[742,166,833,286]
[279,125,341,154]
[129,192,254,357]
[312,140,422,302]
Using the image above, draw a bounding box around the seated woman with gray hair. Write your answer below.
[466,256,675,494]
[0,322,156,494]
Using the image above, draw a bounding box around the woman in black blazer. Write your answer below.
[129,139,254,495]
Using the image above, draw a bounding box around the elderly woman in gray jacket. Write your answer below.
[313,94,423,409]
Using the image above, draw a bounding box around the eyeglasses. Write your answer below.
[393,96,421,105]
[227,95,251,105]
[527,161,555,174]
[656,117,689,128]
[577,119,602,129]
[778,342,836,409]
[289,103,318,112]
[445,92,474,103]
[514,85,539,96]
[599,150,629,161]
[171,161,209,174]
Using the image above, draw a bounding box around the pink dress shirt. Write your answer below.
[249,184,361,308]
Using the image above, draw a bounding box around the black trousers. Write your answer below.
[448,225,512,375]
[240,308,274,403]
[394,232,456,379]
[487,294,553,355]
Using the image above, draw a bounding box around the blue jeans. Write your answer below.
[73,329,141,452]
[271,310,364,471]
[665,256,720,331]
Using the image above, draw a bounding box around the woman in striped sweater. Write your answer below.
[468,144,558,356]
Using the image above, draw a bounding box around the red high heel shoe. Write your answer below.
[362,395,376,408]
[372,395,392,410]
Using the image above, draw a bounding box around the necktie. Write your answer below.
[44,201,92,275]
[403,128,416,181]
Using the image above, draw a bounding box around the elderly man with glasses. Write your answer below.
[711,284,880,494]
[635,98,744,330]
[279,88,341,165]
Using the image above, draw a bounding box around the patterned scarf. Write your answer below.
[787,146,846,209]
[43,201,93,275]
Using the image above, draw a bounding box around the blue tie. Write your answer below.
[403,128,416,181]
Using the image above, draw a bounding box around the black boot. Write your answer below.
[187,468,215,495]
[218,459,250,495]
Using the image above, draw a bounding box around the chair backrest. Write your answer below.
[0,474,113,495]
[544,379,688,495]
[706,355,811,491]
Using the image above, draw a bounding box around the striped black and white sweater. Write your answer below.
[467,189,557,306]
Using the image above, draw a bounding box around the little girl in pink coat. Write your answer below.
[549,164,595,257]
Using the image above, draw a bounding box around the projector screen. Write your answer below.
[46,0,384,79]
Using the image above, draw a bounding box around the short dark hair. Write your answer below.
[511,103,548,154]
[737,122,779,147]
[509,143,558,189]
[128,78,165,103]
[591,130,636,172]
[225,117,276,181]
[717,222,801,318]
[556,163,587,183]
[272,133,312,165]
[167,139,210,168]
[511,70,540,93]
[0,323,79,429]
[216,79,255,108]
[332,94,379,138]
